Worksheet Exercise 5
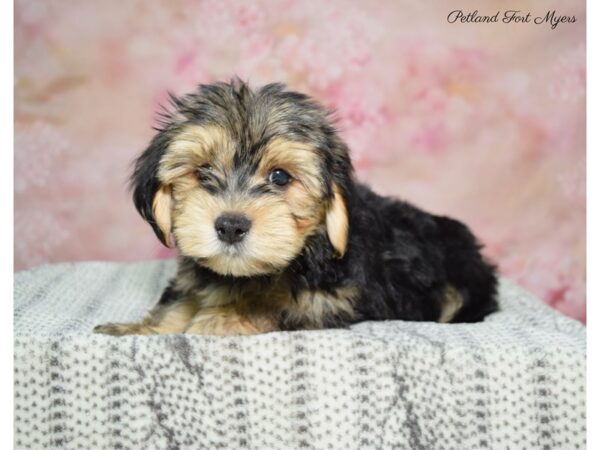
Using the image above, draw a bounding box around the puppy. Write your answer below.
[95,79,498,336]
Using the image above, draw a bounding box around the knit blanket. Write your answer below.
[14,260,586,449]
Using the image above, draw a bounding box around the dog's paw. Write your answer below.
[185,311,265,336]
[93,322,155,336]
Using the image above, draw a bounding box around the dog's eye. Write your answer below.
[197,164,213,182]
[268,169,292,186]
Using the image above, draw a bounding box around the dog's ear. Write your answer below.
[325,183,349,258]
[151,185,174,247]
[322,130,354,258]
[131,133,174,248]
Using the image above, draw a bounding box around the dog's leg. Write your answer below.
[437,285,465,323]
[185,306,276,336]
[94,298,199,336]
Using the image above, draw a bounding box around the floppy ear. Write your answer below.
[131,133,174,248]
[322,131,354,259]
[326,183,349,258]
[151,185,174,247]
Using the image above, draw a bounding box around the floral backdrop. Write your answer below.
[14,0,586,322]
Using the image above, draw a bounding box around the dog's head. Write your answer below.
[132,80,353,277]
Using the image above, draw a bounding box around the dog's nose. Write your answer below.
[215,214,251,244]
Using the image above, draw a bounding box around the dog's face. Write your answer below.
[132,81,353,277]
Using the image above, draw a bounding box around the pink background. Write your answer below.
[14,0,586,322]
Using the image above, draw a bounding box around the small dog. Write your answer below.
[95,79,498,336]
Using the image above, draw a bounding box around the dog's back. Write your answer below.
[345,184,498,324]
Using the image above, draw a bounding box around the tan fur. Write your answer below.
[255,138,325,237]
[257,138,322,197]
[186,307,276,336]
[182,282,358,335]
[152,185,174,247]
[95,278,358,336]
[172,186,306,276]
[326,183,349,257]
[286,179,325,234]
[152,131,336,277]
[284,286,359,329]
[438,285,464,323]
[150,125,237,249]
[94,299,199,335]
[158,125,235,183]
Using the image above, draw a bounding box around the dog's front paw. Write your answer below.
[94,322,156,336]
[185,310,270,336]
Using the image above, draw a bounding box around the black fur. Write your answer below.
[132,79,498,328]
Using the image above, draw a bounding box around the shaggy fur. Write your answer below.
[95,79,498,336]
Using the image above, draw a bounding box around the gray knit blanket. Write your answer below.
[14,260,586,449]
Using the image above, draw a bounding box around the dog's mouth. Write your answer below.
[188,236,275,277]
[221,242,244,257]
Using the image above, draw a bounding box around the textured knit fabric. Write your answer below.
[14,260,586,450]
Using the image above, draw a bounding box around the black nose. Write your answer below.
[215,214,251,244]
